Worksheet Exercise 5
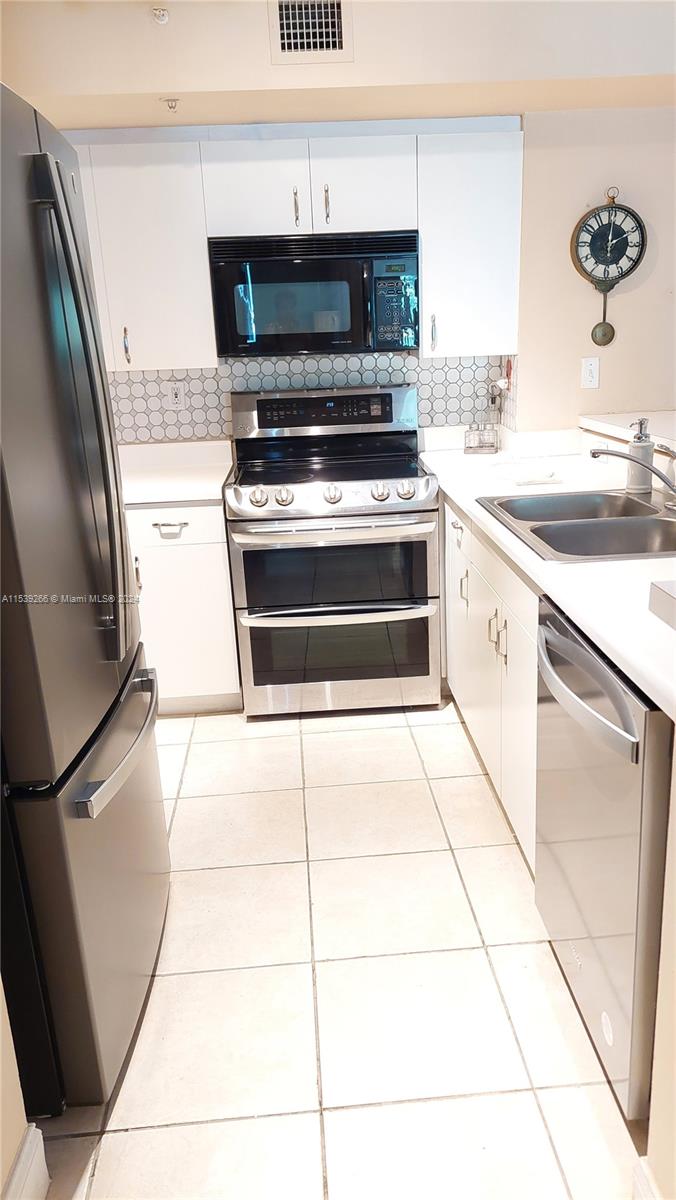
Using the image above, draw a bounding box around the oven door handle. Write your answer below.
[230,521,437,549]
[240,603,437,628]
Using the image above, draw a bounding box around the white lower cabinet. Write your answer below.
[443,502,538,868]
[126,504,240,713]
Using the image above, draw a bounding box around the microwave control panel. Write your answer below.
[373,255,419,349]
[257,394,393,428]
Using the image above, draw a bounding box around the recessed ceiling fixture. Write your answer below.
[152,7,169,25]
[160,97,180,112]
[268,0,354,64]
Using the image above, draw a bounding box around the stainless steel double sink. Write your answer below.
[476,490,676,561]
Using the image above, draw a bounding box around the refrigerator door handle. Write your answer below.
[75,668,159,819]
[33,152,127,663]
[537,626,640,763]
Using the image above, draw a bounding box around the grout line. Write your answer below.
[406,720,575,1200]
[299,732,329,1200]
[164,720,196,840]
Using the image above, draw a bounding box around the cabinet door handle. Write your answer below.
[459,569,469,606]
[496,619,508,663]
[431,313,437,352]
[123,325,131,364]
[134,555,142,591]
[488,608,498,645]
[324,183,330,224]
[293,186,300,227]
[152,521,189,539]
[451,519,463,547]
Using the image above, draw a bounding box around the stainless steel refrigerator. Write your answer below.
[1,85,170,1109]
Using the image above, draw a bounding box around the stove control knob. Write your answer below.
[371,481,390,502]
[249,486,269,508]
[324,484,342,505]
[397,480,416,500]
[275,486,294,507]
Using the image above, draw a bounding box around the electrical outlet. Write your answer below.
[162,380,185,411]
[581,357,600,389]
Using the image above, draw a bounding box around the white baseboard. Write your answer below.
[2,1125,49,1200]
[634,1158,662,1200]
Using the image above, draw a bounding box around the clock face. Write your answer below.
[572,203,646,288]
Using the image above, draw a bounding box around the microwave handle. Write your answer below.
[363,261,373,349]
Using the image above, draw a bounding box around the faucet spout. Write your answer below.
[590,448,676,500]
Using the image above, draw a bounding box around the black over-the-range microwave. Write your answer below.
[207,231,419,357]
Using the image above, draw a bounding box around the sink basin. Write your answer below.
[496,492,658,522]
[531,517,676,559]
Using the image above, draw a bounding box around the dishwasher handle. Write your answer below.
[537,626,640,764]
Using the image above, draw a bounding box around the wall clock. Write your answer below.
[570,187,647,346]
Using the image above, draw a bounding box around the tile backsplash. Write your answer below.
[109,353,510,444]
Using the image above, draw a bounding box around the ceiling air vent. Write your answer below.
[269,0,354,64]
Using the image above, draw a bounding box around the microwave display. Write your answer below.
[208,231,419,358]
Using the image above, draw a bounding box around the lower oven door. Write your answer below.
[237,601,441,715]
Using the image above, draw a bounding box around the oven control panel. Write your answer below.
[257,393,393,429]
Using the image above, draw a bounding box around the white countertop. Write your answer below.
[579,409,676,451]
[118,440,232,505]
[422,447,676,722]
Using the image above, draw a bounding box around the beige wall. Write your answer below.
[647,749,676,1200]
[1,984,27,1189]
[515,106,675,432]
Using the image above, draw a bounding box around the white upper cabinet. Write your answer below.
[90,143,216,372]
[201,139,313,236]
[418,131,523,357]
[76,146,115,370]
[308,135,418,233]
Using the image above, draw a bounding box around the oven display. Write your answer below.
[257,394,392,429]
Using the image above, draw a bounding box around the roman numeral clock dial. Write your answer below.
[571,187,647,346]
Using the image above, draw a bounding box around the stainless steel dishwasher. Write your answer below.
[535,598,672,1121]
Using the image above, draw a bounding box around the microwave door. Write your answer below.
[212,258,368,356]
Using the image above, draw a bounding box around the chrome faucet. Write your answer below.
[590,448,676,510]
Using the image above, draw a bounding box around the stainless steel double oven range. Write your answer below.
[225,386,440,716]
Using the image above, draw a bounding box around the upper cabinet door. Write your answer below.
[309,135,417,233]
[75,147,115,371]
[418,131,523,357]
[201,139,312,237]
[90,143,216,372]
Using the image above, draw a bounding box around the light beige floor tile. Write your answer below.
[157,744,188,799]
[180,737,302,796]
[157,864,311,973]
[537,1084,640,1200]
[432,775,514,848]
[39,1105,104,1138]
[305,779,445,860]
[455,844,548,944]
[169,791,306,870]
[193,712,300,741]
[324,1092,568,1200]
[489,944,605,1086]
[301,709,407,734]
[316,949,528,1107]
[411,724,484,779]
[89,1114,323,1200]
[44,1136,98,1200]
[155,717,194,746]
[311,852,480,959]
[163,795,176,829]
[302,728,422,789]
[108,966,318,1128]
[405,697,461,727]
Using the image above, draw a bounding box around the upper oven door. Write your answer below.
[210,256,370,357]
[228,513,439,610]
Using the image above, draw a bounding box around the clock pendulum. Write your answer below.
[570,186,647,347]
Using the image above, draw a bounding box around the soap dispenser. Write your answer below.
[626,418,655,493]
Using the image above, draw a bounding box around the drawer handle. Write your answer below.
[487,608,498,645]
[293,186,300,227]
[152,521,189,540]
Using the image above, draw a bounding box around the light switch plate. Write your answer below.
[581,357,600,389]
[162,380,185,410]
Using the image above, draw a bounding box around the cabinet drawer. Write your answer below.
[125,504,226,550]
[470,532,538,636]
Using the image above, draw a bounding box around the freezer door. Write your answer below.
[12,645,170,1104]
[1,87,138,785]
[535,600,671,1119]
